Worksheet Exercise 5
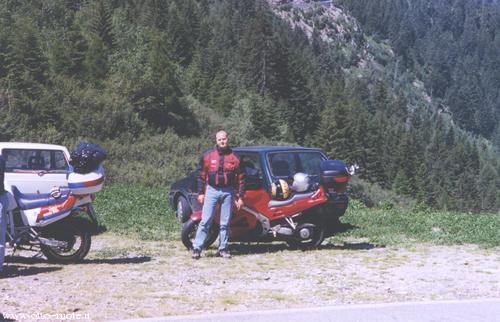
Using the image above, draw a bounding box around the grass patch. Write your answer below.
[93,185,500,247]
[339,201,500,247]
[93,184,180,240]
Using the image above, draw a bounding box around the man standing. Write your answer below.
[192,130,244,259]
[0,154,7,275]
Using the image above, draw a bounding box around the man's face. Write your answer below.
[216,131,229,149]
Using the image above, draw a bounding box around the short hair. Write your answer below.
[215,129,228,139]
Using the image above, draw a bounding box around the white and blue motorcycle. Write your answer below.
[3,143,105,264]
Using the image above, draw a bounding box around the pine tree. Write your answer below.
[371,80,390,115]
[2,15,47,137]
[362,115,388,186]
[393,168,411,196]
[5,16,47,94]
[389,91,408,122]
[89,0,114,49]
[415,162,431,203]
[165,0,199,66]
[284,40,318,144]
[83,35,109,84]
[137,0,170,29]
[314,85,351,160]
[208,71,234,116]
[392,130,417,196]
[478,163,498,211]
[250,93,281,141]
[67,24,88,77]
[237,0,277,95]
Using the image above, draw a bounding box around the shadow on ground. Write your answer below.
[320,242,377,250]
[5,255,152,265]
[227,243,289,256]
[0,264,62,278]
[212,221,376,256]
[323,222,378,250]
[202,221,379,256]
[80,256,151,265]
[224,241,378,256]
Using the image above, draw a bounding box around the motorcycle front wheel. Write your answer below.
[40,217,92,264]
[181,218,218,250]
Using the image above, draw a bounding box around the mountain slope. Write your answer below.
[335,0,500,146]
[0,0,498,212]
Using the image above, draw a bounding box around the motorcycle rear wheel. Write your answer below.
[286,222,325,250]
[181,218,218,250]
[40,217,92,264]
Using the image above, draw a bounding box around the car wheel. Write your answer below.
[181,219,218,250]
[176,196,191,222]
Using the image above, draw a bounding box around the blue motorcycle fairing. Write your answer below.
[11,186,71,210]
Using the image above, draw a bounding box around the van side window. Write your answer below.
[238,153,262,176]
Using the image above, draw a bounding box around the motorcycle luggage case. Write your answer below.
[320,160,349,191]
[68,165,105,195]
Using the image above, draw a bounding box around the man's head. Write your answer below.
[215,130,229,149]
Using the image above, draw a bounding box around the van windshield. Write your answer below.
[3,149,69,172]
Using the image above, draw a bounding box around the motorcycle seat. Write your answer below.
[11,186,71,210]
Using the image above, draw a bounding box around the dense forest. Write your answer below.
[337,0,500,145]
[0,0,498,212]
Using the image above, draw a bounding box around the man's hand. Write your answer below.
[197,194,205,205]
[235,198,244,211]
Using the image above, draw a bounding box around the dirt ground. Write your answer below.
[1,234,499,321]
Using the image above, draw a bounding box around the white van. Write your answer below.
[0,142,71,194]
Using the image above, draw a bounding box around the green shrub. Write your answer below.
[101,131,211,187]
[349,177,414,209]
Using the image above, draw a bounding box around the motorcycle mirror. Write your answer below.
[347,164,359,176]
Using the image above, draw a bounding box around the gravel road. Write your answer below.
[1,234,499,321]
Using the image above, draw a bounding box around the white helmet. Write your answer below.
[291,172,310,192]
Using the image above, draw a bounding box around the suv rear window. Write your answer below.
[3,149,68,172]
[268,151,325,178]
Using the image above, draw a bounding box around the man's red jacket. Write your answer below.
[197,147,245,199]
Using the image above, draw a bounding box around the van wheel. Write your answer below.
[176,196,192,222]
[181,219,218,250]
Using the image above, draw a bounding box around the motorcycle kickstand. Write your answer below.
[32,251,45,260]
[10,246,17,258]
[28,244,44,260]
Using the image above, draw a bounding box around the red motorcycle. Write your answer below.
[171,147,356,250]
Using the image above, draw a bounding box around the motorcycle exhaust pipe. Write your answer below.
[38,237,68,248]
[269,225,293,237]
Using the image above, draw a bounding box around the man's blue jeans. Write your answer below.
[193,185,234,252]
[0,193,8,272]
